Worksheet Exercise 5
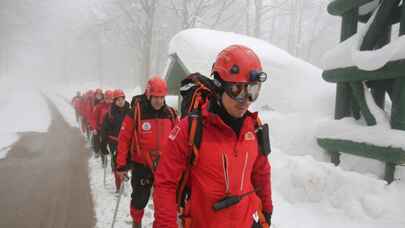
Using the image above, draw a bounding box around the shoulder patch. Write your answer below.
[244,131,255,141]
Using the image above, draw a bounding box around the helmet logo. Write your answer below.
[230,64,239,74]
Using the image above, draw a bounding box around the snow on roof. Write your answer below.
[167,28,333,114]
[322,3,405,71]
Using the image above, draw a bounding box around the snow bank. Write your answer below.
[322,3,405,71]
[272,148,405,228]
[0,77,51,159]
[0,133,19,159]
[168,28,334,115]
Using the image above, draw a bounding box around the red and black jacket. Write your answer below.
[117,95,178,171]
[101,101,130,146]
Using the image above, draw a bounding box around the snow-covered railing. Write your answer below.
[318,0,405,184]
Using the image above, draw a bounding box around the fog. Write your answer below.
[0,0,339,89]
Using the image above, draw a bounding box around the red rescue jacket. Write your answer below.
[116,95,178,170]
[90,101,111,131]
[71,96,81,111]
[153,104,273,228]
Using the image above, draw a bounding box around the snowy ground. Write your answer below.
[0,78,51,159]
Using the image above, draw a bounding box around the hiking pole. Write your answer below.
[111,175,129,228]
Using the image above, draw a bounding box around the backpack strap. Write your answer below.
[167,107,178,127]
[176,100,204,209]
[129,98,143,166]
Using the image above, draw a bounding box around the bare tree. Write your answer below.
[168,0,237,29]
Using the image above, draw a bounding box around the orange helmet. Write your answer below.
[86,90,94,98]
[212,45,267,83]
[104,90,113,100]
[145,76,168,97]
[113,89,125,99]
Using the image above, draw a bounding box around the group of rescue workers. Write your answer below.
[70,45,273,228]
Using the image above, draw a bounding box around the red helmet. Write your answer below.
[104,90,113,100]
[113,89,125,99]
[212,45,266,83]
[85,90,94,98]
[145,76,168,97]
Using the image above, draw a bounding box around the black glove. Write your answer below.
[264,211,272,226]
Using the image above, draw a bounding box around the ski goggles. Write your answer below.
[223,82,262,103]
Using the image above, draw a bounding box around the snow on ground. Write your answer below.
[0,78,51,159]
[88,155,154,228]
[271,149,405,228]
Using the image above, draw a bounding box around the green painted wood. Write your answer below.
[384,162,396,183]
[371,85,387,109]
[317,138,405,164]
[351,98,361,120]
[390,2,405,130]
[335,8,358,120]
[390,78,405,130]
[328,0,375,16]
[323,59,405,83]
[361,0,400,51]
[335,83,353,119]
[359,4,402,24]
[350,82,376,125]
[328,150,341,166]
[165,53,190,95]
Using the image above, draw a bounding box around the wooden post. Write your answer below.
[384,162,395,184]
[391,1,405,130]
[371,25,392,109]
[335,8,358,120]
[330,151,341,166]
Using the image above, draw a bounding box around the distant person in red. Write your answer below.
[100,89,130,192]
[79,90,93,138]
[94,88,104,106]
[116,76,178,228]
[153,45,273,228]
[90,90,113,160]
[71,91,81,122]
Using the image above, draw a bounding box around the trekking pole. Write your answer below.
[111,175,129,228]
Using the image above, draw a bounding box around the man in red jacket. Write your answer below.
[71,91,81,123]
[79,90,94,138]
[116,76,178,228]
[90,90,113,159]
[153,45,273,228]
[101,89,130,192]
